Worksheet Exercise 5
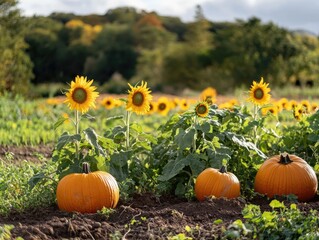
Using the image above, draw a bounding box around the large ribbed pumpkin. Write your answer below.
[195,166,240,201]
[254,154,318,202]
[56,162,119,213]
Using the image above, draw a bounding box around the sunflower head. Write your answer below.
[102,96,115,110]
[126,81,152,115]
[147,101,157,115]
[179,99,190,111]
[64,76,99,113]
[156,96,171,116]
[195,101,209,118]
[261,106,278,116]
[311,102,318,112]
[247,77,271,106]
[293,104,305,120]
[200,87,217,105]
[300,100,311,113]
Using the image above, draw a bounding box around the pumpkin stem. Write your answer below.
[219,165,227,173]
[279,153,293,164]
[82,162,91,174]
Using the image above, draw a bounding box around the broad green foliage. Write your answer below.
[224,199,319,239]
[0,92,319,219]
[154,105,266,198]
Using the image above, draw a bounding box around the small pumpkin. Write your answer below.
[56,162,119,213]
[254,153,318,202]
[195,166,240,201]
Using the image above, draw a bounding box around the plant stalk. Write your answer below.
[125,111,131,149]
[193,116,198,153]
[75,109,80,161]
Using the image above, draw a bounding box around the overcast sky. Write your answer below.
[18,0,319,35]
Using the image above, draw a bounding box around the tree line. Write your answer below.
[1,1,319,97]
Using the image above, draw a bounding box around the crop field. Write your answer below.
[1,78,319,239]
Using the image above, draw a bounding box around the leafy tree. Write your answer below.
[0,0,33,95]
[162,43,203,91]
[184,5,213,51]
[85,23,137,84]
[285,34,319,86]
[210,17,301,87]
[160,16,187,41]
[104,7,140,24]
[134,13,176,50]
[25,17,64,84]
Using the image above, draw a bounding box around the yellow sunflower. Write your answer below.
[179,99,190,111]
[156,96,171,116]
[147,101,157,115]
[300,100,311,113]
[247,77,271,106]
[293,104,305,121]
[195,101,209,117]
[102,96,115,110]
[126,81,152,115]
[289,100,298,109]
[64,76,99,113]
[261,106,278,116]
[311,102,318,112]
[200,87,217,104]
[278,98,290,110]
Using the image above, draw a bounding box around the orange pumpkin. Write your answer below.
[195,166,240,201]
[254,154,318,202]
[56,162,119,213]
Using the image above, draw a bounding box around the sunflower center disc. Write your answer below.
[132,92,144,106]
[197,105,207,114]
[254,88,264,99]
[158,103,166,110]
[73,88,87,104]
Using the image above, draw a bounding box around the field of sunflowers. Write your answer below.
[1,76,319,239]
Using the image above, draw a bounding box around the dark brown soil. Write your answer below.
[1,145,319,239]
[1,193,319,240]
[0,144,54,163]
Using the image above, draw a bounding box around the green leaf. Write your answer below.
[105,115,124,123]
[158,156,192,181]
[225,132,266,158]
[28,172,45,189]
[82,113,95,120]
[199,122,212,133]
[213,219,223,224]
[54,117,67,130]
[189,154,205,176]
[269,199,285,209]
[96,155,108,172]
[110,150,132,168]
[174,128,196,150]
[83,127,106,156]
[262,211,275,221]
[175,181,186,197]
[56,132,81,150]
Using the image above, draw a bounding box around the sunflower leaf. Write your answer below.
[82,113,95,120]
[54,117,67,130]
[83,127,106,156]
[56,132,81,150]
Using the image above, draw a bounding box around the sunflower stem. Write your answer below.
[192,116,198,153]
[75,110,80,161]
[253,104,259,145]
[125,110,131,149]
